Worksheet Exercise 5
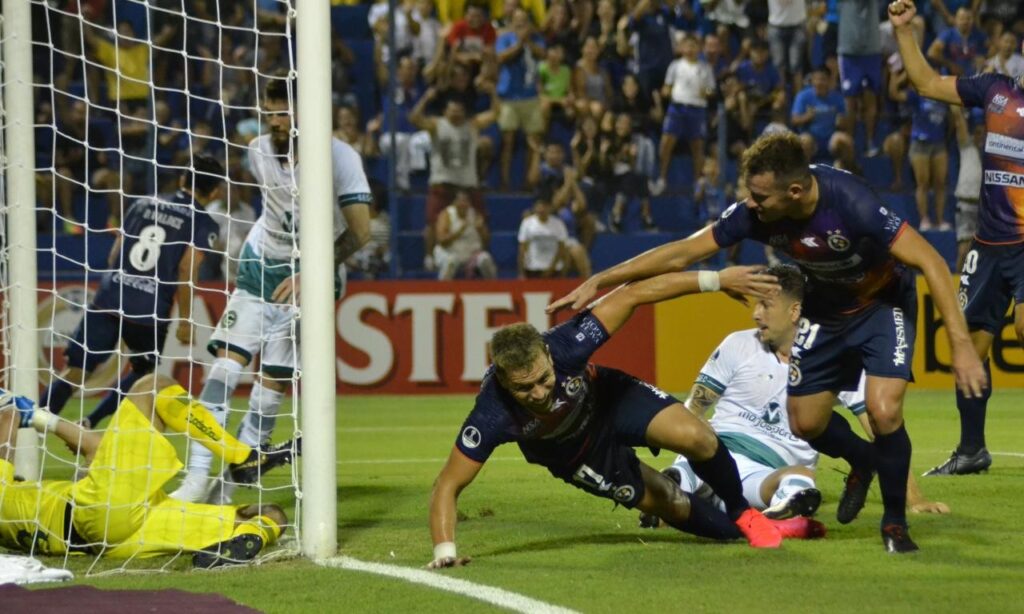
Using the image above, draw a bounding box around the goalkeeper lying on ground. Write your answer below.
[0,374,294,568]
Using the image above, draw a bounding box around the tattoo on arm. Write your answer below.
[686,384,721,418]
[334,230,364,263]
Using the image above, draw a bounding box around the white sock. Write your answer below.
[770,474,816,509]
[185,358,242,476]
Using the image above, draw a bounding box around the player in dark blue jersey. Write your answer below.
[428,267,835,569]
[550,132,987,553]
[40,155,224,428]
[890,0,1024,476]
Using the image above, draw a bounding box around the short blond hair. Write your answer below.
[490,323,546,377]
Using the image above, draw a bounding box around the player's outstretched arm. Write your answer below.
[888,1,961,104]
[889,227,987,398]
[547,225,722,313]
[428,447,484,569]
[590,266,780,335]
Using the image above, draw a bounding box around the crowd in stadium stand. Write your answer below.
[30,0,1024,280]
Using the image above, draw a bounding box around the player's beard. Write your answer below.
[271,131,291,157]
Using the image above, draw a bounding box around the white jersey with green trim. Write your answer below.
[695,329,865,469]
[244,134,372,262]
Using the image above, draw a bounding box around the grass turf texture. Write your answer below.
[21,389,1024,613]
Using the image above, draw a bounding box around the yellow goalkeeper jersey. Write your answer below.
[0,461,73,556]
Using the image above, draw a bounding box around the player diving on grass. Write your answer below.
[637,265,948,530]
[550,132,986,553]
[173,73,372,503]
[40,155,223,429]
[889,0,1024,476]
[0,375,294,567]
[428,266,830,570]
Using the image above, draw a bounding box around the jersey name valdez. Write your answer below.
[92,191,217,322]
[956,73,1024,244]
[713,165,912,318]
[455,312,611,467]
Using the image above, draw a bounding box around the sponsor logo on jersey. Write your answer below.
[892,307,907,367]
[800,236,820,248]
[984,133,1024,161]
[826,230,850,252]
[760,401,783,425]
[989,94,1009,114]
[578,316,607,344]
[769,234,788,247]
[461,426,482,449]
[983,170,1024,187]
[721,202,738,219]
[613,485,636,503]
[1017,107,1024,118]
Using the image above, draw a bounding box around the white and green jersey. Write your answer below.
[696,329,866,470]
[237,135,372,300]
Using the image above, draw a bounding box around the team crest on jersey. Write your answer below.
[221,310,237,329]
[461,426,482,449]
[760,402,783,425]
[613,485,636,503]
[564,376,584,398]
[826,230,850,252]
[958,289,968,310]
[989,94,1009,114]
[788,363,802,386]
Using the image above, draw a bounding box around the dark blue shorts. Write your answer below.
[959,241,1024,335]
[788,287,917,396]
[663,103,708,141]
[64,309,169,373]
[520,367,679,508]
[839,54,882,97]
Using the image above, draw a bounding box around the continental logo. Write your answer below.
[984,133,1024,161]
[983,170,1024,187]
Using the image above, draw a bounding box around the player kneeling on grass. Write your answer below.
[0,374,294,568]
[428,266,829,568]
[639,265,947,529]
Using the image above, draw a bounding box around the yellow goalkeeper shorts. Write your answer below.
[69,398,183,546]
[0,459,74,555]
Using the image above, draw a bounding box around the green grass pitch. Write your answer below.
[26,389,1024,613]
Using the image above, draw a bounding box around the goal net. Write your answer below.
[0,0,334,572]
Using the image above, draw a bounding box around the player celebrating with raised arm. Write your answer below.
[641,265,948,529]
[0,376,293,568]
[549,132,986,553]
[40,155,223,429]
[889,0,1024,476]
[173,74,372,503]
[428,266,833,569]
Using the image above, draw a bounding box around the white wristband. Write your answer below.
[698,270,721,293]
[31,409,60,434]
[433,541,457,561]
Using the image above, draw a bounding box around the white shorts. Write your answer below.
[208,287,299,377]
[669,452,776,510]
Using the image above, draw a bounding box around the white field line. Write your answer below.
[318,556,579,614]
[336,450,1024,466]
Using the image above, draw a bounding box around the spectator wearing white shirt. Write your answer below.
[434,189,497,280]
[767,0,808,93]
[517,197,590,278]
[651,33,715,196]
[985,31,1024,78]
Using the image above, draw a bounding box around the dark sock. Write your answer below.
[41,379,74,416]
[689,438,749,521]
[875,423,911,527]
[956,359,991,454]
[675,492,743,540]
[86,370,144,427]
[807,411,875,470]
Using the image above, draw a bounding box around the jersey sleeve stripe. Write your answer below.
[887,220,909,247]
[846,401,867,415]
[338,193,373,207]
[695,373,726,395]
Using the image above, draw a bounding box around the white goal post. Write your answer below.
[1,0,337,564]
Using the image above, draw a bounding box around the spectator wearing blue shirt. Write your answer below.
[626,0,675,99]
[890,69,951,231]
[926,0,980,37]
[735,39,786,123]
[367,55,430,191]
[790,67,854,170]
[927,7,987,77]
[496,7,546,190]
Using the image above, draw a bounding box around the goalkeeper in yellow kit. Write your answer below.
[0,374,295,568]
